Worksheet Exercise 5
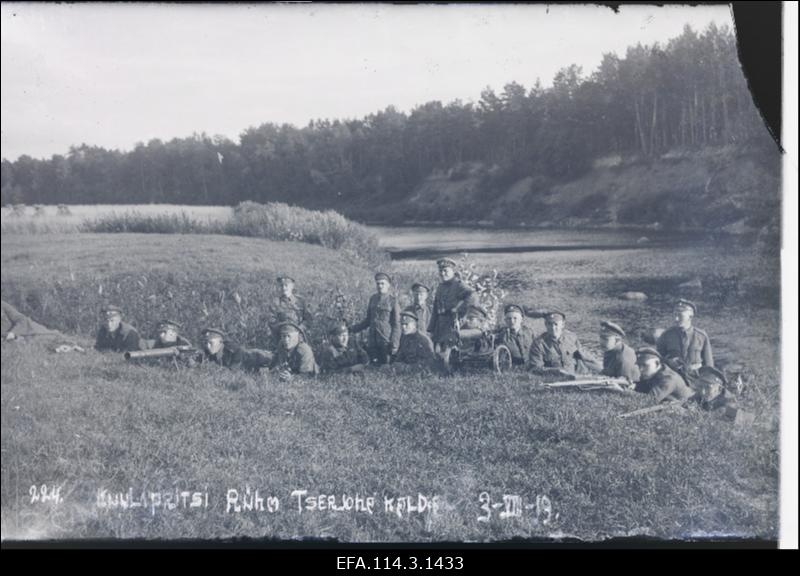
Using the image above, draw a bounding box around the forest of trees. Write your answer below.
[0,24,775,218]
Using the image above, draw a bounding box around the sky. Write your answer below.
[0,2,735,161]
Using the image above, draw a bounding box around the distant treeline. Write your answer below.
[1,24,774,216]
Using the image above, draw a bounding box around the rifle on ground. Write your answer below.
[617,399,689,419]
[539,376,632,392]
[124,345,198,362]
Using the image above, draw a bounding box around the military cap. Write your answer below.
[400,309,419,322]
[202,327,227,339]
[411,282,430,293]
[276,275,296,284]
[436,258,457,269]
[102,304,123,317]
[600,320,626,338]
[544,308,566,321]
[697,366,727,387]
[328,321,349,336]
[636,347,662,361]
[465,305,488,319]
[374,272,392,283]
[277,320,306,340]
[504,304,524,316]
[158,319,182,331]
[675,298,697,314]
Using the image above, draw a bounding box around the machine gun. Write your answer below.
[124,345,198,362]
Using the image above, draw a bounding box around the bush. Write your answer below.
[79,202,388,267]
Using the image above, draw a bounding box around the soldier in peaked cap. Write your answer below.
[94,304,141,353]
[634,347,694,403]
[146,319,193,350]
[689,366,747,423]
[351,272,401,364]
[269,321,318,379]
[393,308,437,368]
[408,282,432,338]
[319,321,370,374]
[528,309,600,376]
[495,304,534,366]
[656,298,714,385]
[201,327,272,372]
[268,275,312,347]
[599,320,640,383]
[428,257,479,372]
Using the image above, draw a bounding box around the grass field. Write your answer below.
[0,228,781,542]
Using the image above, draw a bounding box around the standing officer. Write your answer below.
[268,276,312,347]
[599,320,640,382]
[94,305,141,353]
[657,298,714,384]
[408,283,432,338]
[350,272,401,364]
[428,258,478,371]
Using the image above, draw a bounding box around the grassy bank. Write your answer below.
[0,232,781,542]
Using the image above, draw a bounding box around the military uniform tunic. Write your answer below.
[150,335,193,349]
[635,365,695,403]
[319,342,370,373]
[495,326,534,365]
[657,325,714,373]
[95,322,141,353]
[203,342,272,372]
[602,342,641,382]
[270,342,318,375]
[528,329,598,373]
[407,304,431,337]
[269,295,312,332]
[428,279,478,346]
[351,293,401,360]
[394,331,437,367]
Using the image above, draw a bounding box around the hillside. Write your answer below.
[350,146,781,236]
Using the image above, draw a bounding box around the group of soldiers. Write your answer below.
[92,257,737,415]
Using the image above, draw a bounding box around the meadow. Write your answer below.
[0,216,781,543]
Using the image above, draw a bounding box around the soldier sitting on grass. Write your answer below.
[94,305,141,353]
[656,298,714,386]
[269,321,319,381]
[598,320,640,383]
[319,322,370,374]
[528,309,601,378]
[393,309,437,370]
[407,283,432,338]
[200,328,272,372]
[495,304,534,367]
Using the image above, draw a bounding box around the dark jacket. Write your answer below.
[202,342,271,372]
[602,342,641,382]
[395,331,437,367]
[95,322,141,353]
[319,341,370,373]
[428,279,478,346]
[268,295,312,332]
[635,364,695,403]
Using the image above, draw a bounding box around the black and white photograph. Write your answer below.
[1,2,796,550]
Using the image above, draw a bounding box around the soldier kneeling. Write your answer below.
[392,309,437,371]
